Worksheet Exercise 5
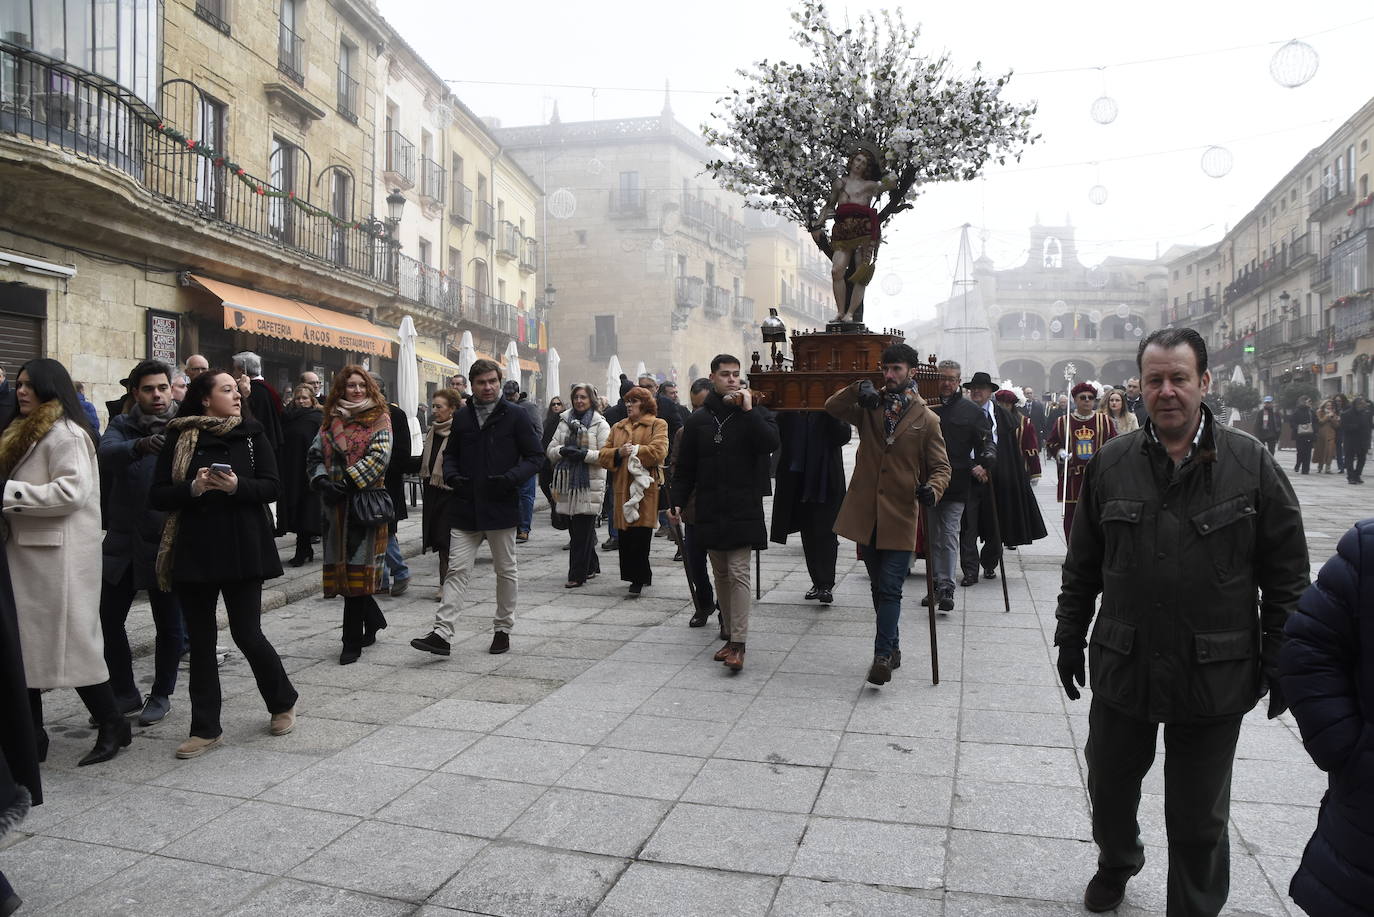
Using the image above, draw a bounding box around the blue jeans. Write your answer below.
[518,476,537,533]
[928,499,965,590]
[860,544,912,656]
[382,534,409,586]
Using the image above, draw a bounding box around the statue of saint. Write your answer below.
[812,143,896,324]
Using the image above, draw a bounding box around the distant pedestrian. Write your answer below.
[1314,398,1339,474]
[676,378,718,627]
[1333,394,1350,472]
[670,355,779,672]
[548,384,609,588]
[504,380,544,543]
[370,374,415,595]
[928,360,993,608]
[1254,397,1281,455]
[1280,518,1374,917]
[599,386,668,597]
[418,389,460,601]
[1340,396,1371,485]
[410,360,543,658]
[152,368,297,758]
[279,385,323,566]
[306,368,392,664]
[1103,389,1138,435]
[1290,395,1315,475]
[539,394,565,511]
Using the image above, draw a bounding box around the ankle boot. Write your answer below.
[79,716,132,766]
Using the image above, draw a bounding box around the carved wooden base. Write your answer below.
[748,328,941,411]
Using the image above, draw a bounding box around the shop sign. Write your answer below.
[147,309,179,365]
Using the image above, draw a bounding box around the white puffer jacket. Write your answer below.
[545,410,611,516]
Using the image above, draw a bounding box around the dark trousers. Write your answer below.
[795,503,839,589]
[617,526,653,585]
[179,580,297,740]
[342,594,386,650]
[99,566,184,702]
[1347,447,1368,483]
[1294,436,1313,474]
[29,682,118,730]
[960,481,1000,577]
[1263,439,1277,456]
[683,523,714,611]
[1085,698,1243,917]
[1336,436,1346,471]
[602,488,617,542]
[567,513,600,583]
[859,544,910,656]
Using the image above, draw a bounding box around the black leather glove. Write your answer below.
[485,474,515,497]
[446,474,472,495]
[1056,644,1085,701]
[916,483,936,507]
[558,445,585,460]
[135,433,165,456]
[317,479,347,507]
[1266,673,1288,719]
[856,379,882,409]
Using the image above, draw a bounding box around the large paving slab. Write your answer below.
[3,443,1359,914]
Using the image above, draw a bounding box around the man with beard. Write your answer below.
[97,360,185,725]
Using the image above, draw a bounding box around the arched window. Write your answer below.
[1043,237,1063,269]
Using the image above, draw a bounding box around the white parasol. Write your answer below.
[505,340,522,392]
[396,316,422,455]
[606,355,623,402]
[634,360,647,383]
[546,347,561,405]
[457,330,476,380]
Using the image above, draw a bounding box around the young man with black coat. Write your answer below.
[928,361,994,610]
[770,410,851,604]
[411,360,543,657]
[670,355,779,671]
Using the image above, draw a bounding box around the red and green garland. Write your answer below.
[1332,288,1374,309]
[151,120,386,239]
[1348,194,1374,217]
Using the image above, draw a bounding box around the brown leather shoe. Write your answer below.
[723,643,745,671]
[712,642,731,662]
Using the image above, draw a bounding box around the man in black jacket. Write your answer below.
[1055,328,1308,915]
[411,360,543,657]
[771,412,852,604]
[371,374,415,595]
[97,360,185,726]
[600,377,633,550]
[502,380,544,542]
[928,361,994,610]
[959,371,1002,586]
[670,355,779,672]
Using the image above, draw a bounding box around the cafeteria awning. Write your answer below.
[190,274,395,358]
[414,344,458,372]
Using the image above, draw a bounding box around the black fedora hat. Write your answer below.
[962,371,997,390]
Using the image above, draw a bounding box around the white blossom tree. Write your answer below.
[704,1,1038,238]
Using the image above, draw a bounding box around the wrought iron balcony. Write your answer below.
[675,276,704,309]
[449,183,472,225]
[464,285,517,335]
[0,46,393,286]
[520,237,538,274]
[496,220,518,259]
[278,22,305,85]
[419,157,445,204]
[1309,183,1356,221]
[336,70,358,124]
[398,254,459,314]
[476,201,494,238]
[383,130,415,187]
[609,188,645,217]
[705,286,730,318]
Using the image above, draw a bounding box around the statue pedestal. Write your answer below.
[748,327,940,411]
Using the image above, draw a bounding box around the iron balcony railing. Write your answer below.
[336,70,358,124]
[675,275,704,309]
[449,182,472,224]
[398,254,459,314]
[496,220,518,258]
[1254,314,1323,354]
[464,285,518,335]
[733,295,754,322]
[383,130,415,186]
[520,237,538,273]
[476,200,494,238]
[277,22,305,85]
[0,45,392,285]
[419,157,445,204]
[705,286,730,318]
[195,0,231,34]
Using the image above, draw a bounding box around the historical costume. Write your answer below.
[1044,382,1117,539]
[989,389,1047,548]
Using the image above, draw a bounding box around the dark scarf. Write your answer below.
[128,401,176,435]
[552,411,595,501]
[883,380,917,437]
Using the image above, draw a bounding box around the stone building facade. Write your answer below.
[497,103,750,391]
[742,210,832,335]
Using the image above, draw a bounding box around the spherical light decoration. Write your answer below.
[1088,185,1109,205]
[1124,322,1134,332]
[760,211,780,228]
[547,188,577,220]
[1050,319,1064,334]
[1270,39,1319,89]
[651,237,665,252]
[880,274,903,296]
[431,104,454,129]
[1053,300,1068,310]
[1090,96,1119,125]
[587,157,604,176]
[1116,303,1130,318]
[1133,326,1144,338]
[1031,330,1042,341]
[1201,146,1234,179]
[1017,318,1026,328]
[1323,171,1339,190]
[1089,309,1103,324]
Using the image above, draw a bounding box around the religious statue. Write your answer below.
[810,142,896,325]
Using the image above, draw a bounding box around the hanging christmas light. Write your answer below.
[548,188,577,220]
[1090,96,1118,125]
[1270,39,1319,89]
[1200,146,1234,179]
[880,274,903,296]
[1116,303,1131,318]
[1089,185,1109,205]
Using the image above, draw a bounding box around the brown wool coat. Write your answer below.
[598,416,669,530]
[826,382,952,552]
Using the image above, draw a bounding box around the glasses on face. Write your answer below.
[1076,394,1094,401]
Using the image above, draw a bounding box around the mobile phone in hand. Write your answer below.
[209,463,233,475]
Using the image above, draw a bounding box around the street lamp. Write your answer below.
[1279,290,1292,319]
[386,188,406,226]
[384,188,406,283]
[544,282,556,311]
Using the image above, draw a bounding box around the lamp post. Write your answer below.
[1279,289,1293,321]
[386,187,406,284]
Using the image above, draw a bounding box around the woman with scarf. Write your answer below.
[279,385,323,565]
[306,368,392,663]
[151,369,297,759]
[598,387,668,596]
[539,394,564,511]
[419,388,461,601]
[1,358,125,768]
[1315,398,1340,474]
[546,384,610,588]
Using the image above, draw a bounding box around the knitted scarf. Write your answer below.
[332,397,376,420]
[155,415,242,590]
[318,408,388,482]
[421,418,452,488]
[883,380,917,438]
[551,413,593,502]
[0,399,64,478]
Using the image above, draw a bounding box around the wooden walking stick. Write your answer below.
[985,476,1012,613]
[919,502,940,685]
[666,518,699,609]
[755,548,761,600]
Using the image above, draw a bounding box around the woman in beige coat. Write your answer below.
[1315,398,1340,473]
[598,387,668,597]
[1,359,129,767]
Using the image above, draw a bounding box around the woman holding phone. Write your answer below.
[151,369,298,759]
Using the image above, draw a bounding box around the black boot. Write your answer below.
[79,717,131,766]
[35,727,48,763]
[289,546,314,567]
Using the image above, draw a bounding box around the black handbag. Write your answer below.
[551,510,571,531]
[349,488,395,526]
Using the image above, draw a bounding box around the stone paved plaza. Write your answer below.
[2,447,1364,916]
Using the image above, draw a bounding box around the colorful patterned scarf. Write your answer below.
[882,381,917,437]
[155,414,242,590]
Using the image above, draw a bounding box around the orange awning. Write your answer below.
[191,275,395,358]
[519,358,540,372]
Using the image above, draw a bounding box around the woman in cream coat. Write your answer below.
[546,383,610,588]
[0,359,128,767]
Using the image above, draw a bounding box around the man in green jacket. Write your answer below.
[1055,327,1308,916]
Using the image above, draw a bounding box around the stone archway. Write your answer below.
[999,358,1047,395]
[1050,358,1096,392]
[1100,359,1139,389]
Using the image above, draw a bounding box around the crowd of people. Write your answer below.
[0,330,1371,917]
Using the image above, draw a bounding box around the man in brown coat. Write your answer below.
[827,342,951,685]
